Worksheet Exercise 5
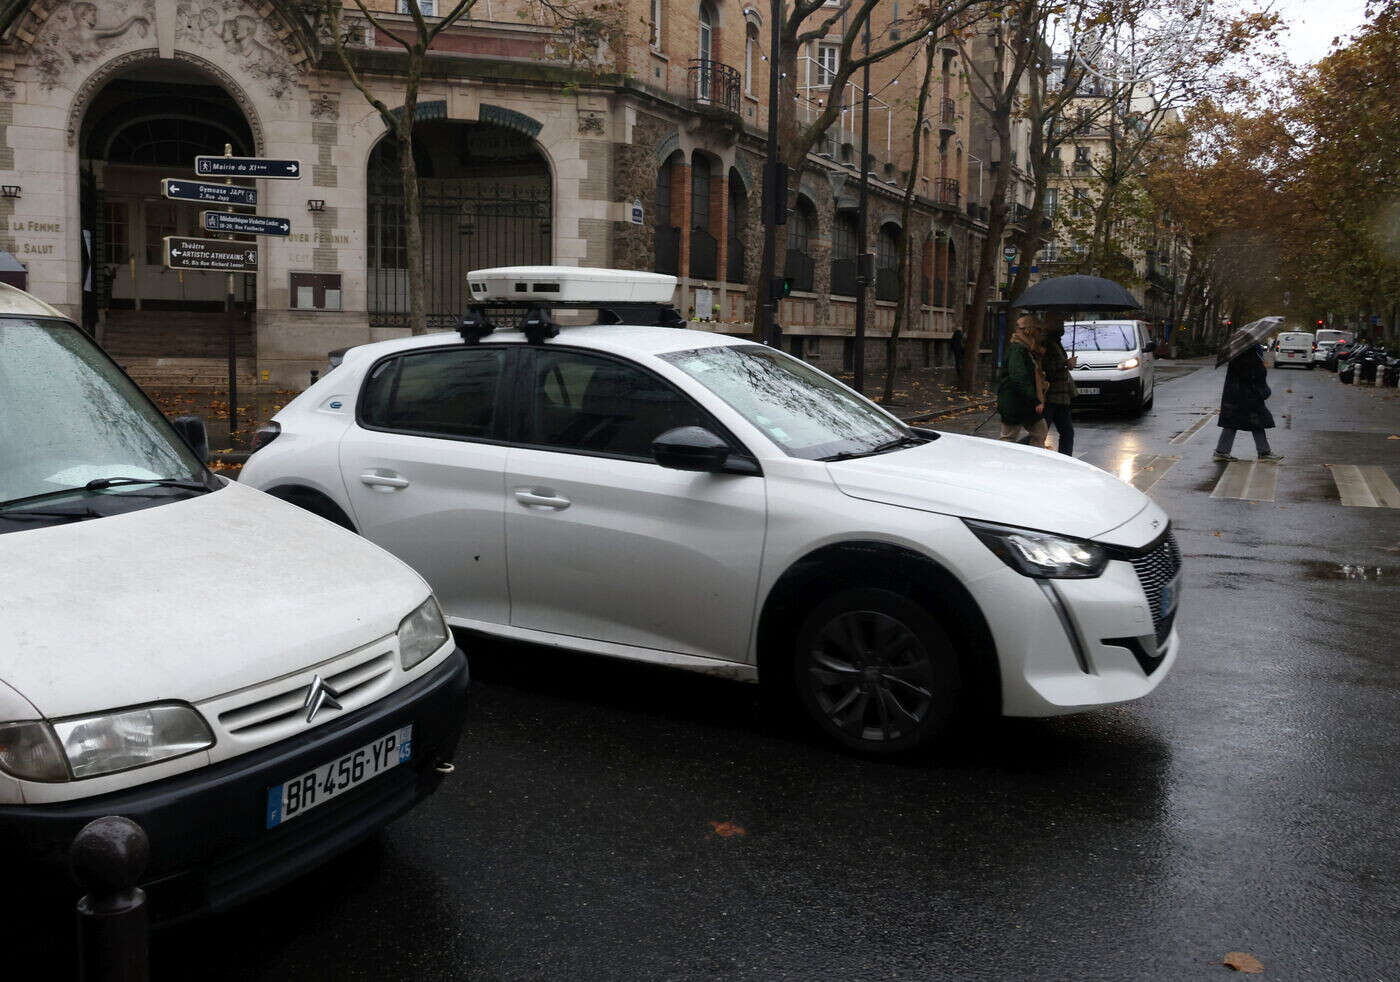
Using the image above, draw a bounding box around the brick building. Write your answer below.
[0,0,990,388]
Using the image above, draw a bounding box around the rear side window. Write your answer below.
[361,347,505,439]
[526,349,710,459]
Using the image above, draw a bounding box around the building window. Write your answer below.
[399,0,436,14]
[744,24,758,95]
[784,198,816,292]
[875,223,902,302]
[369,201,407,270]
[101,202,128,265]
[816,43,840,86]
[1045,188,1058,216]
[698,3,714,62]
[144,202,178,265]
[650,0,662,48]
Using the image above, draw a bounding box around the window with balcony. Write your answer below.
[698,3,714,65]
[816,44,840,86]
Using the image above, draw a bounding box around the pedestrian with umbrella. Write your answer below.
[1214,316,1285,463]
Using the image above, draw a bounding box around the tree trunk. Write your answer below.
[960,112,1013,392]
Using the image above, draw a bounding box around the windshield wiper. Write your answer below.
[0,506,100,523]
[84,477,211,492]
[820,434,926,462]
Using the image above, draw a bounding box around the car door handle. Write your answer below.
[360,471,410,491]
[513,488,571,510]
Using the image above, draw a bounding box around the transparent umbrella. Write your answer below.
[1215,316,1283,368]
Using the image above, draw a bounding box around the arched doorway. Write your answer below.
[79,65,257,360]
[367,120,552,331]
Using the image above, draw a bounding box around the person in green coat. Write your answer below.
[997,314,1048,444]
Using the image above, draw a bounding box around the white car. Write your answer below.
[1275,331,1315,369]
[0,284,467,916]
[242,267,1182,754]
[1066,320,1157,415]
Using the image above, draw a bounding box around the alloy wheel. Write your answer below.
[805,610,936,744]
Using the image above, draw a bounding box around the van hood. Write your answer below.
[0,481,429,719]
[827,433,1154,542]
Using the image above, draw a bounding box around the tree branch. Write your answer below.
[350,0,414,52]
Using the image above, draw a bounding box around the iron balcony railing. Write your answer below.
[689,59,742,117]
[940,97,957,130]
[1009,203,1033,226]
[933,177,960,208]
[690,227,718,280]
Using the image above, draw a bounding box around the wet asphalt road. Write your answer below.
[49,361,1400,978]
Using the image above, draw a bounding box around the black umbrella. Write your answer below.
[1010,275,1143,312]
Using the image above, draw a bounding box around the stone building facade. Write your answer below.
[0,0,987,388]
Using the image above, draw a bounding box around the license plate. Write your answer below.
[266,724,413,829]
[1078,386,1101,395]
[1159,575,1182,619]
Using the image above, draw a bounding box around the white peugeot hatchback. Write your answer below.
[0,285,467,916]
[242,267,1181,754]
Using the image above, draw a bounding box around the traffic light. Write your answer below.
[1316,319,1324,326]
[769,276,792,300]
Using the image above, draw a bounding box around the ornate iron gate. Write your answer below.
[368,179,552,331]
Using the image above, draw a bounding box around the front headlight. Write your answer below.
[1117,356,1140,370]
[398,596,450,670]
[965,520,1109,579]
[0,720,69,782]
[53,703,213,780]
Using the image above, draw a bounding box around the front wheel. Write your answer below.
[793,588,961,754]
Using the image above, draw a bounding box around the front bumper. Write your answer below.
[1071,375,1142,408]
[1,649,469,920]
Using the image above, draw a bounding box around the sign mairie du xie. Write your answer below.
[164,237,259,272]
[195,156,302,179]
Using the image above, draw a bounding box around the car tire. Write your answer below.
[792,587,961,754]
[1142,389,1154,412]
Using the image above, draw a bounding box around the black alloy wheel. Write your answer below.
[793,588,961,754]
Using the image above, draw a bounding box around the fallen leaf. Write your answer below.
[709,820,746,838]
[1222,951,1264,973]
[1389,435,1400,440]
[1212,531,1223,537]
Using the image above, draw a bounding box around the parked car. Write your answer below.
[1274,331,1315,369]
[242,267,1181,756]
[1314,329,1354,365]
[1065,320,1157,415]
[0,284,468,918]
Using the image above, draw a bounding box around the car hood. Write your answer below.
[826,434,1155,542]
[0,481,429,719]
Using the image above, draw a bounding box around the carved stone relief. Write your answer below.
[175,1,301,99]
[32,1,155,89]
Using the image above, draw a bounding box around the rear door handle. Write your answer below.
[513,487,571,510]
[361,471,410,491]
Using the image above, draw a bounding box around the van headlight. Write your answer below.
[398,596,450,670]
[1117,356,1140,370]
[965,520,1109,579]
[0,704,214,782]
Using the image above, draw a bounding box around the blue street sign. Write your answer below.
[195,156,303,179]
[201,211,291,236]
[163,179,257,206]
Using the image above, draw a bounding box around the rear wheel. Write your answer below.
[792,588,961,754]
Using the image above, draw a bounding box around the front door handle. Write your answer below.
[513,487,571,510]
[361,471,410,491]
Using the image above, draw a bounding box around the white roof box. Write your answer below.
[467,266,678,305]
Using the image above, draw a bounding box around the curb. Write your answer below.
[898,399,995,423]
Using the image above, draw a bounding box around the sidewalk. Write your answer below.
[831,364,996,423]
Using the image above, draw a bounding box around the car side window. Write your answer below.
[527,349,710,459]
[361,347,506,439]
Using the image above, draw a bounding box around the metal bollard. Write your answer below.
[71,816,150,982]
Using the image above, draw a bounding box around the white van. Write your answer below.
[1066,320,1157,415]
[0,285,467,917]
[1275,331,1315,369]
[1314,329,1354,363]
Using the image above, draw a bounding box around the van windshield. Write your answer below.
[0,317,212,528]
[1066,323,1135,351]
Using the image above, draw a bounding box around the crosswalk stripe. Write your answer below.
[1328,464,1400,508]
[1129,454,1180,493]
[1211,460,1279,501]
[1170,412,1217,445]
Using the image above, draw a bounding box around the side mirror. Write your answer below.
[1143,340,1157,354]
[171,415,209,463]
[652,426,736,473]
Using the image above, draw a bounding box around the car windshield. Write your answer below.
[1066,323,1135,351]
[660,343,912,460]
[0,317,209,522]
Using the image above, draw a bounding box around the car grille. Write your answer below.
[216,649,395,738]
[1130,530,1182,645]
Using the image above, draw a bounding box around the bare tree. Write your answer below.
[322,0,480,335]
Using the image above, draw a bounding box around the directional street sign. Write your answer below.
[195,155,303,179]
[1002,246,1018,262]
[201,211,291,236]
[163,179,257,206]
[164,236,259,272]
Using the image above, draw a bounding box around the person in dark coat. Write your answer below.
[1215,344,1283,462]
[950,328,965,373]
[997,314,1047,444]
[1039,314,1076,455]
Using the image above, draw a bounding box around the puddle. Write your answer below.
[1299,561,1391,581]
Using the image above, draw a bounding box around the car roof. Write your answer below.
[0,282,70,320]
[340,323,757,366]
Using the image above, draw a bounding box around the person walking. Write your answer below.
[950,328,965,374]
[996,314,1047,444]
[1215,342,1284,462]
[1039,313,1076,455]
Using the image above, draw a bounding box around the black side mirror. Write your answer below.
[171,415,209,463]
[1143,340,1157,353]
[652,426,738,473]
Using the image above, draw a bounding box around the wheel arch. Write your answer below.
[756,540,1001,714]
[263,483,358,532]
